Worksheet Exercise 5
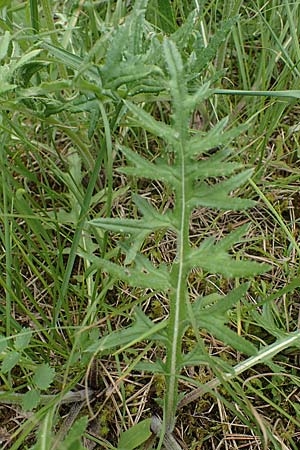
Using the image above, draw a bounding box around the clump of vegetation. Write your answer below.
[1,1,300,449]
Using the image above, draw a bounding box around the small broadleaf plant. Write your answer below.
[0,330,56,411]
[86,39,270,443]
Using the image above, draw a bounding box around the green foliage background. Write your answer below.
[0,1,300,449]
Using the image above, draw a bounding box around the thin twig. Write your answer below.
[52,401,87,450]
[178,378,220,409]
[0,388,94,405]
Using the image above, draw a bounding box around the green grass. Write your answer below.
[0,1,300,449]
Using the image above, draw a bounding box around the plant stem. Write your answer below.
[0,388,93,405]
[163,38,192,435]
[164,140,190,433]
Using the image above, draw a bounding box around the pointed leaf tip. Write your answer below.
[117,419,152,450]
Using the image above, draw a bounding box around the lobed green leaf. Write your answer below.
[188,120,247,158]
[81,253,171,290]
[188,227,271,277]
[199,316,257,355]
[33,364,55,391]
[125,100,178,143]
[189,17,237,75]
[190,284,257,355]
[41,41,100,83]
[85,309,168,354]
[188,169,256,210]
[117,145,179,187]
[103,60,162,90]
[170,10,198,49]
[1,351,20,373]
[180,344,211,367]
[22,389,40,411]
[193,283,249,316]
[187,149,243,181]
[14,328,32,351]
[90,194,173,234]
[121,231,150,265]
[183,82,212,112]
[135,359,166,374]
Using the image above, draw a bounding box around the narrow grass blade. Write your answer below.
[215,88,300,99]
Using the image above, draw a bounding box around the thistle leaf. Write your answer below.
[117,145,179,187]
[187,149,243,180]
[193,283,249,316]
[135,359,166,374]
[121,231,149,265]
[100,0,165,94]
[163,38,185,86]
[211,224,249,251]
[104,60,162,90]
[188,169,256,210]
[163,39,189,126]
[171,10,198,49]
[180,344,211,367]
[183,285,256,359]
[0,31,10,61]
[90,195,174,265]
[133,194,177,229]
[85,309,168,354]
[105,0,148,65]
[0,65,17,94]
[82,253,171,290]
[199,316,257,355]
[251,305,286,339]
[85,34,271,434]
[125,100,177,143]
[188,120,247,157]
[190,17,237,74]
[183,82,212,113]
[90,194,173,234]
[188,228,271,277]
